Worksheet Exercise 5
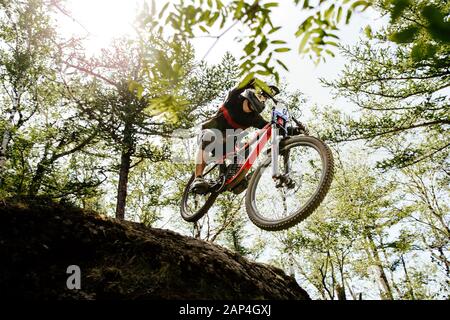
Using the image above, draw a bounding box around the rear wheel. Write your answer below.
[245,136,334,231]
[180,163,221,222]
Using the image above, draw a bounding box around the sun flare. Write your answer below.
[60,0,145,54]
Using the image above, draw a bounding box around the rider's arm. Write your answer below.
[253,114,269,129]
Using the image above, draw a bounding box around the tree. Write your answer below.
[398,160,450,296]
[64,21,243,219]
[0,0,105,200]
[0,0,56,175]
[142,0,375,83]
[321,0,449,169]
[63,35,191,219]
[273,150,424,299]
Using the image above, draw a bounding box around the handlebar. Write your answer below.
[291,116,303,128]
[267,92,308,134]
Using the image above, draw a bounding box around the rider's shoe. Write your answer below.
[190,176,209,194]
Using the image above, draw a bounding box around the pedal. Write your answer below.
[190,184,210,195]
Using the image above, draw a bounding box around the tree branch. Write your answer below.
[64,61,119,87]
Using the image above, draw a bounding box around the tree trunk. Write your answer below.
[115,123,134,220]
[115,147,132,220]
[0,106,17,173]
[336,284,346,300]
[28,142,51,195]
[401,255,416,299]
[366,233,394,300]
[0,129,11,172]
[28,162,47,195]
[337,262,347,300]
[345,279,358,300]
[287,251,296,278]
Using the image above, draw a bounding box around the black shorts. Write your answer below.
[199,129,224,150]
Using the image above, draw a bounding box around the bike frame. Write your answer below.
[213,107,289,192]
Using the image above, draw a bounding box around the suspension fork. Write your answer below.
[271,124,283,178]
[283,149,291,174]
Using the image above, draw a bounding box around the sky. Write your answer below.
[58,0,385,109]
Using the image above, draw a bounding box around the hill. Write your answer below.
[0,200,310,300]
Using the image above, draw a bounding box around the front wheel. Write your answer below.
[245,136,334,231]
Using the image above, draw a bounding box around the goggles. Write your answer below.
[255,91,268,103]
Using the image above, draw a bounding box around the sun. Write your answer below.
[59,0,145,54]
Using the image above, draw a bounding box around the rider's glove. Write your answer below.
[287,124,309,136]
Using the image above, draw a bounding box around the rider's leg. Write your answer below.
[195,148,207,177]
[191,129,221,192]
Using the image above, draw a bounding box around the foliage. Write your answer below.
[0,0,104,200]
[275,150,448,299]
[144,0,376,83]
[384,0,450,47]
[320,0,449,169]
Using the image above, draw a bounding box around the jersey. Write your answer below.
[201,80,269,131]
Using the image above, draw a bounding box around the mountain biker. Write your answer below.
[191,78,299,194]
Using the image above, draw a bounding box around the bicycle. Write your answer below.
[180,97,334,231]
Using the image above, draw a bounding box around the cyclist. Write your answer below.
[191,78,281,193]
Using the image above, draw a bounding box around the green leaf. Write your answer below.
[410,41,436,62]
[390,0,411,23]
[271,40,287,44]
[207,12,220,27]
[200,10,211,21]
[336,6,343,23]
[216,0,224,10]
[345,10,352,24]
[276,59,289,71]
[364,25,372,39]
[325,4,335,20]
[389,26,419,43]
[244,40,255,55]
[421,5,450,43]
[254,78,272,94]
[258,38,268,54]
[238,72,256,89]
[295,17,313,36]
[274,47,291,52]
[269,26,282,34]
[324,41,338,47]
[302,0,310,9]
[351,0,370,12]
[264,2,279,9]
[199,25,209,33]
[220,14,227,28]
[256,69,271,76]
[298,31,311,53]
[234,0,245,19]
[158,2,170,19]
[325,49,335,58]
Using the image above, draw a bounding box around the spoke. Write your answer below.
[280,188,288,217]
[252,142,324,221]
[183,161,223,218]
